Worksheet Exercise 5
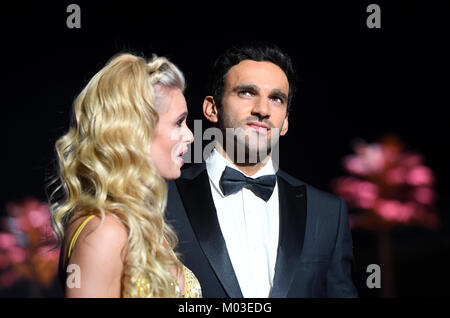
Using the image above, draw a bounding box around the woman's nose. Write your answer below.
[185,126,194,144]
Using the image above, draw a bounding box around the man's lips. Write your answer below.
[246,121,270,133]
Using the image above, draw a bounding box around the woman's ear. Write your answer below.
[203,96,219,123]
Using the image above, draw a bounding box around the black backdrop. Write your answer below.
[1,1,449,297]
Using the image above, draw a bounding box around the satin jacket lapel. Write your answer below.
[175,166,243,298]
[270,176,307,298]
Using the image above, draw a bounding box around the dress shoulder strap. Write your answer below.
[65,214,97,266]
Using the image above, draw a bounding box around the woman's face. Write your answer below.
[150,86,193,180]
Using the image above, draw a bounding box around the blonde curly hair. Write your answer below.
[49,52,185,297]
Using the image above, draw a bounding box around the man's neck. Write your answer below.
[215,143,271,177]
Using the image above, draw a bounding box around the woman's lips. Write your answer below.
[175,149,187,166]
[176,156,184,166]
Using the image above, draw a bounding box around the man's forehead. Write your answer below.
[225,60,289,92]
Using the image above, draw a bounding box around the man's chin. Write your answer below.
[231,144,271,164]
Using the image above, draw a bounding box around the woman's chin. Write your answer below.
[172,169,181,179]
[161,168,181,180]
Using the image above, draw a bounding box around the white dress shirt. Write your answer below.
[205,148,279,298]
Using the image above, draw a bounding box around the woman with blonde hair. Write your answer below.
[49,52,200,297]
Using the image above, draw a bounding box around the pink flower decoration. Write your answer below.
[0,198,62,291]
[406,165,435,186]
[400,154,423,167]
[400,202,417,222]
[385,167,407,185]
[413,187,435,205]
[28,208,49,228]
[343,156,368,175]
[14,215,30,232]
[0,254,10,269]
[332,177,379,210]
[343,142,391,176]
[362,144,386,173]
[333,135,439,230]
[380,146,400,165]
[332,177,359,203]
[8,246,27,264]
[375,200,415,223]
[375,200,399,221]
[0,233,16,250]
[355,181,379,209]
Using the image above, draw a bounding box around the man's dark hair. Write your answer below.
[211,41,298,112]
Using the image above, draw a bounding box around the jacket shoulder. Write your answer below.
[277,169,342,205]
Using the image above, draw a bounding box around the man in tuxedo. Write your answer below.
[166,42,358,298]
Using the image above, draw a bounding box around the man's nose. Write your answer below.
[251,97,270,119]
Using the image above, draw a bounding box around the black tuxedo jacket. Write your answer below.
[166,163,358,298]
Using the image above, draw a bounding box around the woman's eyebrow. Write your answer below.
[176,111,188,120]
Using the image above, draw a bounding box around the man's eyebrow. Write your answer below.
[270,89,288,101]
[232,84,260,92]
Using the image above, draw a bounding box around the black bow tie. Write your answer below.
[219,166,276,202]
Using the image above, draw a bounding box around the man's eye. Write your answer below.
[271,96,283,103]
[238,90,253,97]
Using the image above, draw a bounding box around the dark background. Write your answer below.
[1,1,449,297]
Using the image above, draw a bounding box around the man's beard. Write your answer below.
[218,107,279,165]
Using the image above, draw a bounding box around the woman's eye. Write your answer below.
[176,116,187,127]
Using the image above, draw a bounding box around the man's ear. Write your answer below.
[280,112,289,136]
[203,96,219,123]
